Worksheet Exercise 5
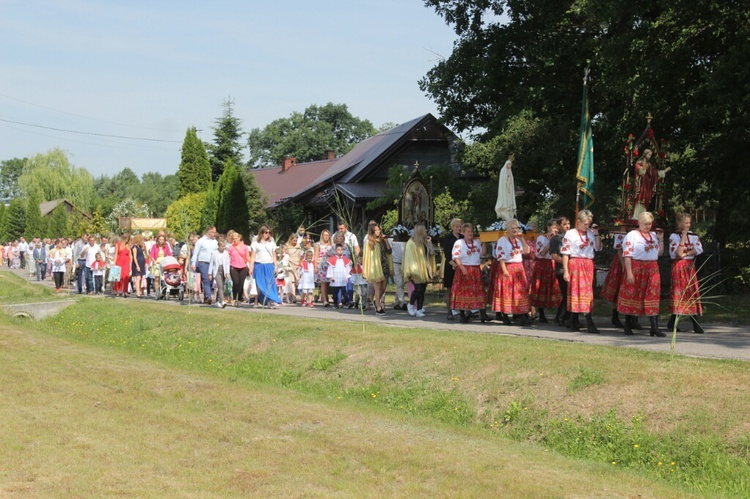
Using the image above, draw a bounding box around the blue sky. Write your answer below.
[0,0,458,178]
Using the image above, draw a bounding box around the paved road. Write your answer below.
[7,267,749,362]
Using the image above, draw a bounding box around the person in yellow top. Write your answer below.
[402,223,435,318]
[362,222,390,315]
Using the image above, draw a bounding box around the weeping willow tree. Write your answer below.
[18,148,95,212]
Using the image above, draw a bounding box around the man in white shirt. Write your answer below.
[191,226,218,304]
[18,237,29,269]
[81,235,102,294]
[338,222,360,256]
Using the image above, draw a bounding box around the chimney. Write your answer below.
[324,150,335,160]
[281,157,297,172]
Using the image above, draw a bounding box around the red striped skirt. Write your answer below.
[530,259,561,308]
[492,262,529,314]
[451,265,485,310]
[486,260,500,306]
[616,260,660,316]
[567,258,594,313]
[670,259,702,315]
[600,255,623,303]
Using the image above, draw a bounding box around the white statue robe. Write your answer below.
[494,160,516,221]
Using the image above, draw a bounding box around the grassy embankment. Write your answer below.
[2,272,749,495]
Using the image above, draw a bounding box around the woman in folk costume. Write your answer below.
[451,223,489,323]
[617,211,666,336]
[494,154,516,221]
[492,218,531,326]
[667,213,705,334]
[402,223,436,318]
[530,219,562,323]
[599,232,627,329]
[561,209,602,333]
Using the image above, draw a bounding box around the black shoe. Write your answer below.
[691,316,705,334]
[459,310,470,324]
[496,312,503,321]
[518,314,531,326]
[623,315,634,335]
[612,310,624,328]
[666,314,683,332]
[632,317,644,330]
[501,313,512,326]
[480,309,492,323]
[538,308,548,323]
[649,316,666,337]
[347,302,355,309]
[447,312,454,321]
[585,314,600,334]
[566,313,581,331]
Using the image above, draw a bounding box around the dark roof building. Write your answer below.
[250,114,463,231]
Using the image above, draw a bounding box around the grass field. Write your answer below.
[1,320,690,497]
[1,292,748,496]
[0,271,64,304]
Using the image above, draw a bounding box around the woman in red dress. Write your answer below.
[561,209,602,333]
[667,213,705,334]
[600,232,626,328]
[529,219,561,323]
[617,212,665,336]
[114,234,133,297]
[492,219,531,325]
[451,223,489,323]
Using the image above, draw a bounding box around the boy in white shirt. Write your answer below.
[208,240,231,308]
[326,244,352,309]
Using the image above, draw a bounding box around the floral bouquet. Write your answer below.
[390,224,412,242]
[427,223,444,239]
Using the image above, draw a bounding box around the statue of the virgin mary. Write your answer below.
[494,154,516,221]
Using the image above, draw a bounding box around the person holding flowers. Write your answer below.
[561,209,602,333]
[617,211,666,336]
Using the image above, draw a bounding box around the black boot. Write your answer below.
[518,313,531,326]
[554,304,565,325]
[566,313,581,331]
[666,314,683,332]
[480,309,492,323]
[691,316,705,334]
[538,308,548,323]
[632,317,644,330]
[585,313,600,334]
[611,309,624,328]
[496,312,503,321]
[623,315,634,335]
[649,316,666,337]
[459,310,470,324]
[502,313,512,326]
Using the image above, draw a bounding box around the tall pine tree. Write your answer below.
[215,160,249,239]
[24,192,46,239]
[47,205,69,239]
[178,127,212,197]
[209,98,245,182]
[5,198,26,240]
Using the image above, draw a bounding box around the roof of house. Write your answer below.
[40,199,74,217]
[251,114,452,208]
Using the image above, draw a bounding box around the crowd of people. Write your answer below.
[442,210,705,336]
[3,209,704,335]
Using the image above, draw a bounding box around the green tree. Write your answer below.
[24,192,46,239]
[421,0,750,242]
[105,198,150,233]
[140,172,179,216]
[4,198,26,240]
[209,98,245,181]
[200,187,218,232]
[178,127,212,196]
[89,205,107,237]
[247,102,377,168]
[241,170,267,234]
[215,160,249,239]
[0,203,6,239]
[18,148,95,211]
[166,192,207,242]
[0,157,26,200]
[47,205,69,239]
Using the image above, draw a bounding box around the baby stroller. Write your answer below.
[158,256,185,301]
